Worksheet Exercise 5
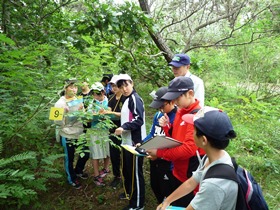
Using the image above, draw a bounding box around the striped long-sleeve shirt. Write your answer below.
[120,90,146,145]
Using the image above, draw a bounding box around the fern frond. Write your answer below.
[41,153,64,165]
[0,152,36,168]
[0,169,35,182]
[0,138,2,155]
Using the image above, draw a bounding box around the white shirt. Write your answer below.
[185,71,205,107]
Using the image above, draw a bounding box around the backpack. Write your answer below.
[203,158,269,210]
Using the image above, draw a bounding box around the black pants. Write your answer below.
[61,136,89,184]
[164,174,194,207]
[168,173,195,207]
[109,134,121,177]
[122,148,145,208]
[150,159,173,204]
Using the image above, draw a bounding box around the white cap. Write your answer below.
[109,75,119,84]
[91,82,104,91]
[115,74,132,83]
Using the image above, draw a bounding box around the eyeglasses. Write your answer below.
[160,102,170,109]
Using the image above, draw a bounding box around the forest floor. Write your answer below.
[29,159,158,210]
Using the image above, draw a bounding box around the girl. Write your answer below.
[87,82,111,186]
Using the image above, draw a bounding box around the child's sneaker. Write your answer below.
[93,175,105,186]
[71,180,82,189]
[99,168,110,178]
[76,172,89,180]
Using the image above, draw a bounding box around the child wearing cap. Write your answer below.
[147,76,205,207]
[114,74,146,210]
[142,86,177,204]
[168,54,205,107]
[157,106,238,210]
[87,82,110,186]
[54,78,89,189]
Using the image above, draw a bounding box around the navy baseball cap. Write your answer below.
[161,76,194,101]
[149,87,168,109]
[182,106,236,141]
[168,54,190,67]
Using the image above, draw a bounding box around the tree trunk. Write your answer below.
[138,0,174,62]
[1,0,7,34]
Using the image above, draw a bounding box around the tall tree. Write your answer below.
[138,0,278,61]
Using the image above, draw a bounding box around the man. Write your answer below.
[157,106,238,210]
[147,76,205,207]
[142,87,177,204]
[169,54,205,107]
[54,78,89,189]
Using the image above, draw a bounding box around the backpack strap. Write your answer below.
[204,164,239,183]
[204,163,248,210]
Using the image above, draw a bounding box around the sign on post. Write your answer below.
[49,107,64,120]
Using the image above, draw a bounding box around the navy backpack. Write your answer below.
[204,158,269,210]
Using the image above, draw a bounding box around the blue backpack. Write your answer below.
[204,158,269,210]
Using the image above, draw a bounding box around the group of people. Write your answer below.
[54,53,239,210]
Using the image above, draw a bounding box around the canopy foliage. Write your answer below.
[0,0,279,209]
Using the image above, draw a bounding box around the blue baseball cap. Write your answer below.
[168,54,190,67]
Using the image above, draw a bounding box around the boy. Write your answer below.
[157,106,238,210]
[147,76,205,207]
[142,86,177,204]
[168,54,204,107]
[54,78,89,189]
[114,74,146,210]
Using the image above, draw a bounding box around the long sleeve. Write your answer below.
[142,111,163,142]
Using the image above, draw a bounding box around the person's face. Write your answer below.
[174,90,193,108]
[193,127,202,147]
[93,91,104,101]
[119,81,133,96]
[160,101,174,113]
[65,84,78,98]
[81,82,89,90]
[193,126,207,149]
[111,83,120,94]
[171,65,189,77]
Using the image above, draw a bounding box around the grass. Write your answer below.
[28,158,158,210]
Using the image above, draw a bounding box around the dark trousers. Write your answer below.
[61,136,89,184]
[109,134,121,177]
[122,148,145,208]
[150,159,173,204]
[168,173,195,207]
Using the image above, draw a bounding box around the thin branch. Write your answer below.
[159,1,209,34]
[194,5,241,32]
[185,32,269,52]
[39,0,78,22]
[215,5,271,45]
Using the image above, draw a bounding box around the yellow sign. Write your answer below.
[49,107,64,120]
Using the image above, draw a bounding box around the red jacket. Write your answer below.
[157,100,205,182]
